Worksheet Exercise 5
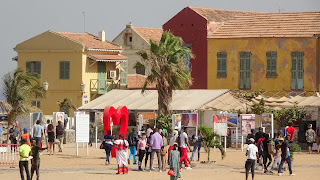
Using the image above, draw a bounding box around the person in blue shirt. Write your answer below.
[278,136,295,176]
[33,120,43,146]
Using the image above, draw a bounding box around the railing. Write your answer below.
[90,79,121,94]
[0,144,19,168]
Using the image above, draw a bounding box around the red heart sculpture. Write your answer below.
[103,106,128,157]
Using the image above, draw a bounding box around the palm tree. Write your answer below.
[135,31,194,115]
[57,98,76,115]
[198,125,226,163]
[0,68,46,139]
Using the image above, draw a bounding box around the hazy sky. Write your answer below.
[0,0,319,98]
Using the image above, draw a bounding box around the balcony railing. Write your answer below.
[90,79,120,94]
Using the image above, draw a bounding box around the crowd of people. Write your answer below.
[101,125,203,175]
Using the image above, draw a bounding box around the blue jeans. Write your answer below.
[128,146,137,163]
[278,156,292,174]
[191,141,202,160]
[105,144,113,162]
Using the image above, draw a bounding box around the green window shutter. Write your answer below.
[65,61,70,79]
[60,61,70,79]
[266,52,271,77]
[297,52,304,90]
[217,52,221,77]
[239,52,245,89]
[266,51,277,77]
[291,52,297,90]
[246,52,251,89]
[36,61,41,76]
[26,62,31,73]
[59,61,64,79]
[217,52,227,78]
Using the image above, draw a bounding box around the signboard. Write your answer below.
[172,114,182,130]
[136,112,156,126]
[181,113,198,127]
[75,113,90,143]
[262,113,273,137]
[227,114,238,127]
[30,113,42,126]
[53,112,64,128]
[241,114,255,135]
[213,114,228,136]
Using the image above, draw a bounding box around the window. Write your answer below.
[31,100,40,109]
[129,36,132,42]
[239,52,251,90]
[291,51,304,90]
[136,67,145,75]
[217,52,227,78]
[26,61,41,75]
[266,51,277,77]
[126,33,132,46]
[60,61,70,79]
[120,61,128,85]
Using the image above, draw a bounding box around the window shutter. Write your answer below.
[266,52,271,77]
[297,52,304,90]
[271,51,277,77]
[60,61,64,79]
[291,52,297,90]
[239,52,245,89]
[26,62,31,73]
[36,61,41,76]
[217,52,222,77]
[221,52,227,77]
[65,61,70,79]
[246,52,251,89]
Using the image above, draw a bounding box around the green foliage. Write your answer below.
[135,31,194,115]
[198,125,225,162]
[57,98,76,111]
[289,143,301,162]
[156,114,172,134]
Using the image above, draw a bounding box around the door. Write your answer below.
[97,62,106,94]
[239,52,251,90]
[291,51,304,90]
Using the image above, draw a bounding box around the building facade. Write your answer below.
[207,12,320,92]
[112,23,162,75]
[14,30,127,115]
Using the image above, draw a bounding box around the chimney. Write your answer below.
[126,22,132,28]
[98,30,105,42]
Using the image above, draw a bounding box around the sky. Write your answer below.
[0,0,319,99]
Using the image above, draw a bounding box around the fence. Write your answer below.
[0,144,19,168]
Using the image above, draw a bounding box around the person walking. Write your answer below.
[168,143,181,180]
[128,128,139,165]
[254,127,263,144]
[30,140,47,180]
[160,130,168,171]
[246,129,255,144]
[270,132,282,173]
[56,121,65,152]
[278,136,295,176]
[47,124,55,155]
[104,130,114,165]
[114,134,129,174]
[316,122,320,154]
[262,133,272,173]
[191,130,203,161]
[0,121,3,144]
[144,132,152,170]
[305,124,315,154]
[168,130,179,161]
[245,138,258,180]
[285,122,295,143]
[9,123,20,145]
[21,128,32,147]
[150,128,163,172]
[33,120,43,147]
[137,133,147,171]
[19,139,32,180]
[43,120,50,152]
[179,127,192,170]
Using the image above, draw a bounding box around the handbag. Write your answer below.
[54,139,60,144]
[167,169,174,176]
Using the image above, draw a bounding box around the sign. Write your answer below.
[213,114,228,136]
[262,113,273,137]
[172,114,181,130]
[241,114,255,135]
[53,112,64,127]
[83,95,87,98]
[30,113,42,126]
[75,113,90,143]
[85,100,88,104]
[216,122,227,136]
[136,112,156,126]
[227,114,238,127]
[181,113,198,127]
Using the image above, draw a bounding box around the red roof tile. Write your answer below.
[56,32,122,50]
[88,54,127,61]
[127,74,156,89]
[132,27,163,43]
[209,12,320,38]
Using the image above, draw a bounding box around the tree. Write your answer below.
[198,125,225,163]
[57,98,76,115]
[155,114,172,134]
[0,68,46,139]
[135,31,194,115]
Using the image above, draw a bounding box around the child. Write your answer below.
[137,133,147,171]
[31,140,48,180]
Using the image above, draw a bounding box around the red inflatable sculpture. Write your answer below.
[103,106,128,158]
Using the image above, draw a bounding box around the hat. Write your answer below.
[23,128,28,132]
[249,138,255,143]
[279,138,284,141]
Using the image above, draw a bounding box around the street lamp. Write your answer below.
[43,80,49,91]
[80,82,85,95]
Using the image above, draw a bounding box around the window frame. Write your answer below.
[59,61,70,80]
[266,51,277,78]
[217,52,227,78]
[26,61,41,76]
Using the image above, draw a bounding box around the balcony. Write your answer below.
[90,79,120,95]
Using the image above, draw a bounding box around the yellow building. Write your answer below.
[207,12,320,93]
[14,30,127,115]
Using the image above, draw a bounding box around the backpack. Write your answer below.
[317,127,320,137]
[268,139,276,156]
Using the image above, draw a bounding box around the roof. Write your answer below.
[88,54,127,62]
[189,7,259,23]
[79,89,229,111]
[132,27,163,43]
[209,12,320,38]
[56,32,122,50]
[127,74,156,89]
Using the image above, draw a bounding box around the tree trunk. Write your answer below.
[207,148,210,162]
[157,81,172,115]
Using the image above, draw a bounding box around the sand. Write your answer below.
[0,143,319,180]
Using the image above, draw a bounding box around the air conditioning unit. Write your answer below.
[109,70,116,79]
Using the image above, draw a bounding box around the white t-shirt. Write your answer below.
[44,124,49,136]
[246,144,258,160]
[180,132,188,148]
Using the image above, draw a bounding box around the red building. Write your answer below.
[163,7,257,89]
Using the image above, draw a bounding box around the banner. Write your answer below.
[227,114,238,127]
[137,112,156,126]
[262,113,273,136]
[172,114,182,130]
[241,114,255,135]
[213,114,228,136]
[53,112,64,127]
[181,113,198,127]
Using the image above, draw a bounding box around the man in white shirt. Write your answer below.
[179,127,192,170]
[44,120,50,151]
[245,138,258,180]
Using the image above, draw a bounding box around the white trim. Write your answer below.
[88,55,127,63]
[87,48,123,53]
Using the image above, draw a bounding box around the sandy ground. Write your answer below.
[1,143,319,180]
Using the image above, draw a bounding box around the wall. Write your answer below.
[207,37,319,91]
[163,7,208,89]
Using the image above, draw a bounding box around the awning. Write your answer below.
[88,54,127,62]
